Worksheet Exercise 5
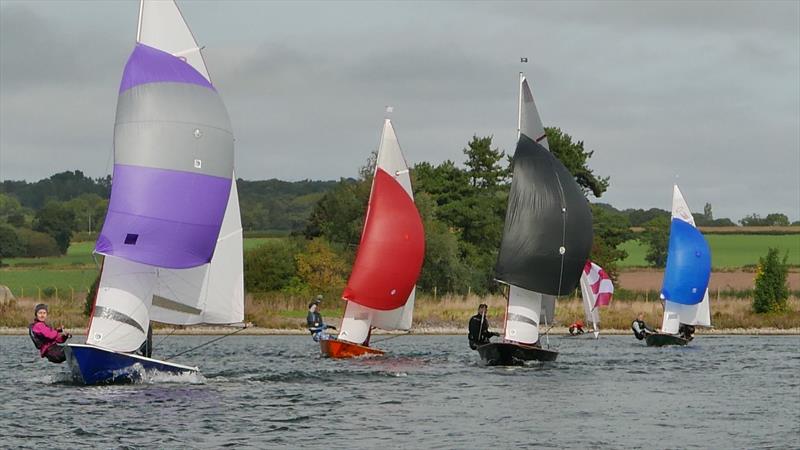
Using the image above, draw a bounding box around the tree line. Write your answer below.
[1,135,797,295]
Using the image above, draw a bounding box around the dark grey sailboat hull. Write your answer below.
[645,333,689,347]
[476,342,558,365]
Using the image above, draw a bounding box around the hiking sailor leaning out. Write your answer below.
[307,295,336,342]
[631,312,656,340]
[29,304,71,363]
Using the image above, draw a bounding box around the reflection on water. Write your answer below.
[1,335,798,449]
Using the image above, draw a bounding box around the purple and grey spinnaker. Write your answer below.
[96,43,233,269]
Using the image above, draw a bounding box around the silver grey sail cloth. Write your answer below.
[494,134,593,295]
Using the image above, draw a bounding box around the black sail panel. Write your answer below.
[494,134,593,295]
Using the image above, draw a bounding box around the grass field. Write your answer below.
[619,234,800,268]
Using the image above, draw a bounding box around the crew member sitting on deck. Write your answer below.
[631,312,656,340]
[468,303,498,350]
[29,303,71,363]
[307,295,336,342]
[678,323,695,341]
[568,320,586,336]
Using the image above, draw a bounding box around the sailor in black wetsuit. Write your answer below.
[631,312,656,340]
[468,303,498,349]
[678,323,695,341]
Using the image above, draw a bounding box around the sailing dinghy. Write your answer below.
[477,73,593,365]
[645,185,712,347]
[320,118,425,358]
[578,261,614,338]
[66,0,244,384]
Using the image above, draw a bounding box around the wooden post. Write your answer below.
[433,286,437,301]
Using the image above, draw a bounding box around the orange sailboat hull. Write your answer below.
[320,338,385,358]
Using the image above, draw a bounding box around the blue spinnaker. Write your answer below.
[660,219,711,305]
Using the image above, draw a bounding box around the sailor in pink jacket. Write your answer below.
[29,304,71,363]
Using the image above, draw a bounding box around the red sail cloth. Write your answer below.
[342,168,425,310]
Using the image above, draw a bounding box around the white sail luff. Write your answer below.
[137,0,211,82]
[671,184,695,225]
[519,75,549,150]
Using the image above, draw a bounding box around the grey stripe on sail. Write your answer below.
[93,306,145,333]
[506,312,538,327]
[115,83,234,178]
[152,295,203,315]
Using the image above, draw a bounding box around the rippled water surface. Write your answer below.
[1,334,798,449]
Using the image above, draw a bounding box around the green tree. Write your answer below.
[463,135,508,189]
[16,228,60,257]
[0,224,25,262]
[64,193,106,233]
[0,193,22,220]
[545,127,609,197]
[295,237,350,294]
[414,193,469,293]
[639,216,670,268]
[740,213,789,227]
[703,203,713,221]
[304,178,370,245]
[752,248,789,313]
[244,238,302,293]
[765,213,790,226]
[33,201,75,254]
[590,204,632,282]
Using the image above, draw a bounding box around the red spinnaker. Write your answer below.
[342,169,425,311]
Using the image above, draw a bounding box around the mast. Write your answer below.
[517,71,523,139]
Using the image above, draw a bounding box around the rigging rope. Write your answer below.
[370,331,411,344]
[163,325,249,361]
[154,327,179,347]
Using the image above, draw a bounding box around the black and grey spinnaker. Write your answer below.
[494,134,593,296]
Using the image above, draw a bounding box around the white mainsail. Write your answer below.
[580,274,601,333]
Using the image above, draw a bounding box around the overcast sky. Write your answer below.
[1,0,798,221]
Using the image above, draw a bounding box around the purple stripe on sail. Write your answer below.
[95,164,231,269]
[119,43,214,93]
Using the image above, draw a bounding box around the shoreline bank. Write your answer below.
[2,326,798,336]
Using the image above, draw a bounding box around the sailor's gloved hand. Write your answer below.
[64,333,72,340]
[327,325,337,330]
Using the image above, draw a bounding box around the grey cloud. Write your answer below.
[0,0,797,222]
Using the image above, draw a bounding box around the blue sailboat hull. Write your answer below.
[65,344,198,385]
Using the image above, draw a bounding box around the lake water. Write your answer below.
[1,334,798,449]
